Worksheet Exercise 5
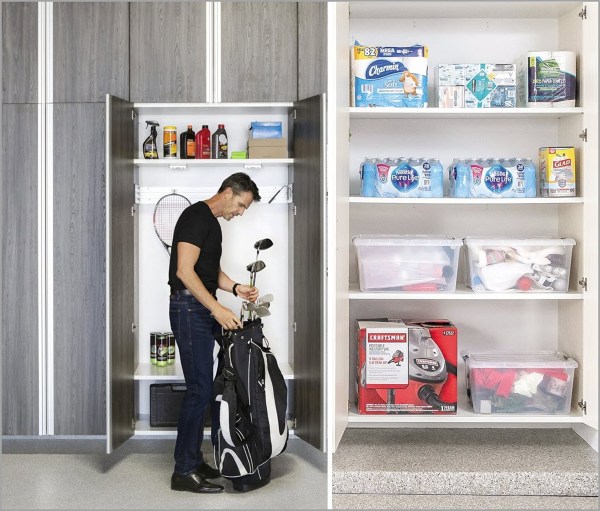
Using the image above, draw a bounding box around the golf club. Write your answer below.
[251,239,273,288]
[246,260,266,288]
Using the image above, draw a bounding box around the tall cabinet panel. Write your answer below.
[1,105,39,435]
[53,103,106,435]
[53,2,129,103]
[2,2,37,103]
[220,2,297,102]
[129,2,207,103]
[297,3,327,100]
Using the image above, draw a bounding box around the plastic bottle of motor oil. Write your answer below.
[143,121,159,159]
[180,125,196,159]
[195,125,211,159]
[212,124,228,159]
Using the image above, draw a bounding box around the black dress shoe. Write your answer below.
[171,471,224,493]
[194,463,222,480]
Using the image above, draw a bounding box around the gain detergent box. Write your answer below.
[352,42,429,107]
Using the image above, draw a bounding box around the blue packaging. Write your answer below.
[449,158,537,198]
[250,121,283,139]
[360,159,378,197]
[352,42,429,108]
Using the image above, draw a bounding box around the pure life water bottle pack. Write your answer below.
[352,42,429,107]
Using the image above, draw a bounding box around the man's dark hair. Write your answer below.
[218,172,261,202]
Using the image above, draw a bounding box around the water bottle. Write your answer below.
[524,158,537,197]
[360,158,378,197]
[451,159,470,198]
[430,158,444,198]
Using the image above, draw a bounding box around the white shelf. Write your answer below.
[134,102,294,116]
[134,419,296,437]
[347,396,584,425]
[349,196,584,205]
[348,283,584,300]
[349,1,580,19]
[349,107,584,120]
[134,158,293,168]
[135,361,295,380]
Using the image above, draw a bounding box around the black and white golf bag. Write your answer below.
[213,319,288,485]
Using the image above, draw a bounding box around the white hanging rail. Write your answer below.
[135,185,293,205]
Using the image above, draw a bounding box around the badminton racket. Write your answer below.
[153,193,191,256]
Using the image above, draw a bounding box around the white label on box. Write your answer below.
[365,328,408,388]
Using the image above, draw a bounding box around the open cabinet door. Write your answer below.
[292,94,326,451]
[105,95,135,453]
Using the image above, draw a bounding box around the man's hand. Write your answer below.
[235,284,259,303]
[211,304,243,330]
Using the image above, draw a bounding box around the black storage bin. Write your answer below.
[150,383,212,427]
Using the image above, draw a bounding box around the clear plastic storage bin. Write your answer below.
[463,351,578,414]
[464,237,575,292]
[353,235,462,292]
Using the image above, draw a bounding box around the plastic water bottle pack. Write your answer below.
[360,157,444,198]
[449,158,537,198]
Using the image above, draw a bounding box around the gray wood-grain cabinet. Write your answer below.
[298,3,327,100]
[53,103,106,435]
[2,2,37,103]
[129,2,207,103]
[220,2,298,102]
[53,2,129,103]
[2,104,39,435]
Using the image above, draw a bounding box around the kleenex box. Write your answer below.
[250,121,283,139]
[436,64,516,108]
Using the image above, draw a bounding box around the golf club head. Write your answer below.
[257,293,274,306]
[252,305,271,317]
[246,260,266,274]
[254,238,273,251]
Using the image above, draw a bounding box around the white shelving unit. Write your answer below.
[328,1,598,450]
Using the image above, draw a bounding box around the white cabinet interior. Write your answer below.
[132,104,294,434]
[330,1,597,448]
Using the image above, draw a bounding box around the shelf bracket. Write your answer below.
[579,129,587,142]
[578,277,588,291]
[579,6,586,19]
[578,399,587,414]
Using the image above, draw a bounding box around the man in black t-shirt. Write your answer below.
[168,173,261,494]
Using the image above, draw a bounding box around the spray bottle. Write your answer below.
[143,121,160,159]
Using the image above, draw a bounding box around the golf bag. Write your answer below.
[213,319,288,487]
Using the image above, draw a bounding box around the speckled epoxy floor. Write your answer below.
[333,428,598,498]
[2,437,327,509]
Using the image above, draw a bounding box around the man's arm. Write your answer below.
[176,242,242,329]
[218,267,259,302]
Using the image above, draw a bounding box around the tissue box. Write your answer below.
[353,235,462,292]
[465,237,575,292]
[463,351,578,414]
[248,137,288,158]
[436,64,516,108]
[250,121,283,139]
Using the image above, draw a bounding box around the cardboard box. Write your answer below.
[436,64,516,108]
[248,137,288,158]
[356,319,457,414]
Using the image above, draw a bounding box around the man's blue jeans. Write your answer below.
[169,294,221,475]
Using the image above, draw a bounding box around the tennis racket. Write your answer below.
[153,193,191,256]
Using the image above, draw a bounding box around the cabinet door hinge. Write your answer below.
[579,129,587,142]
[131,110,136,120]
[291,321,297,333]
[287,417,297,429]
[578,399,587,414]
[131,322,137,333]
[578,277,588,291]
[579,6,587,19]
[291,109,297,120]
[131,418,137,430]
[131,204,136,216]
[292,205,297,216]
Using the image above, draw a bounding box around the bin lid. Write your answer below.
[464,236,576,247]
[353,235,463,247]
[461,350,578,369]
